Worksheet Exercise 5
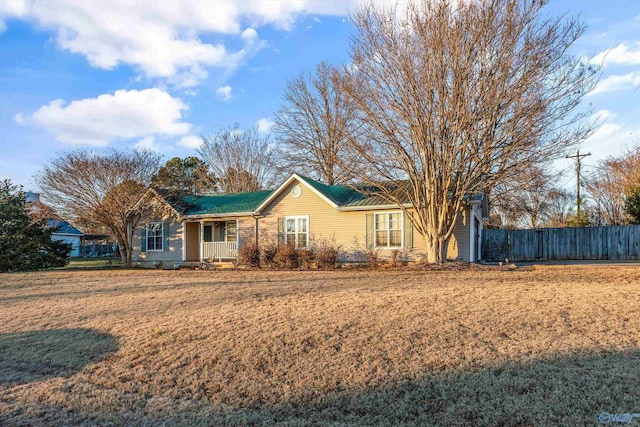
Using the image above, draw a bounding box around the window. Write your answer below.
[225,220,237,242]
[285,216,308,248]
[203,225,213,242]
[147,222,164,251]
[374,212,402,248]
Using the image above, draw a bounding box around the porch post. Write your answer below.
[477,210,483,262]
[200,220,204,262]
[182,221,186,262]
[469,208,476,263]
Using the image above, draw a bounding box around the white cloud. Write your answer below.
[592,42,640,67]
[591,71,640,95]
[216,85,233,102]
[0,1,364,86]
[28,88,191,146]
[177,135,202,149]
[241,27,258,42]
[256,118,275,134]
[0,0,27,32]
[580,110,640,163]
[134,136,161,152]
[13,113,26,125]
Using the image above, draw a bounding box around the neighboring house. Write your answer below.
[132,174,488,266]
[25,192,84,257]
[46,220,84,257]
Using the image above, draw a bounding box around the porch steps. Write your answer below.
[178,261,237,270]
[211,261,237,270]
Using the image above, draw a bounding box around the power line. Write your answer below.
[566,150,591,216]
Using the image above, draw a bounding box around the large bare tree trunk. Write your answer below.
[424,235,449,264]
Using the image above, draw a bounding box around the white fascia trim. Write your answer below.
[254,174,338,214]
[469,197,489,219]
[469,202,480,219]
[133,187,183,219]
[183,212,253,221]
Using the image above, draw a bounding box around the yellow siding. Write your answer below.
[259,180,368,253]
[237,217,256,248]
[259,179,474,262]
[259,181,460,260]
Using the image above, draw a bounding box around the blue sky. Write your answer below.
[1,0,638,192]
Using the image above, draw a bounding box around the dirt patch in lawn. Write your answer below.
[1,266,638,425]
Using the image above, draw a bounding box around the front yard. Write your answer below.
[1,266,639,425]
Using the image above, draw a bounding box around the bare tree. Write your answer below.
[273,61,363,185]
[545,188,575,227]
[492,166,566,228]
[36,149,162,266]
[586,145,640,225]
[198,124,283,193]
[339,0,597,262]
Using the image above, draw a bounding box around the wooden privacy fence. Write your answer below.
[483,225,640,262]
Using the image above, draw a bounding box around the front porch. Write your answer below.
[184,219,239,262]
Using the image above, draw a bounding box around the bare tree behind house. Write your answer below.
[545,188,575,227]
[586,145,640,225]
[273,61,363,185]
[492,166,565,228]
[36,149,162,267]
[198,124,283,193]
[339,0,597,262]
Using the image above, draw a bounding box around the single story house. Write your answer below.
[47,219,84,257]
[132,174,488,266]
[24,192,85,257]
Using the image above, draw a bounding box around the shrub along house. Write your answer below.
[132,174,488,266]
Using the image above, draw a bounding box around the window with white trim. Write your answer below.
[374,212,402,248]
[225,220,237,242]
[285,216,309,248]
[147,222,164,251]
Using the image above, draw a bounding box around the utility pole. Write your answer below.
[566,150,591,216]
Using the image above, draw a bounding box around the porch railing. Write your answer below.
[202,241,238,260]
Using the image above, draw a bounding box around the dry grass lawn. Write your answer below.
[1,265,639,426]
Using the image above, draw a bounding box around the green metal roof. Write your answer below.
[179,190,273,216]
[159,174,486,217]
[296,175,407,207]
